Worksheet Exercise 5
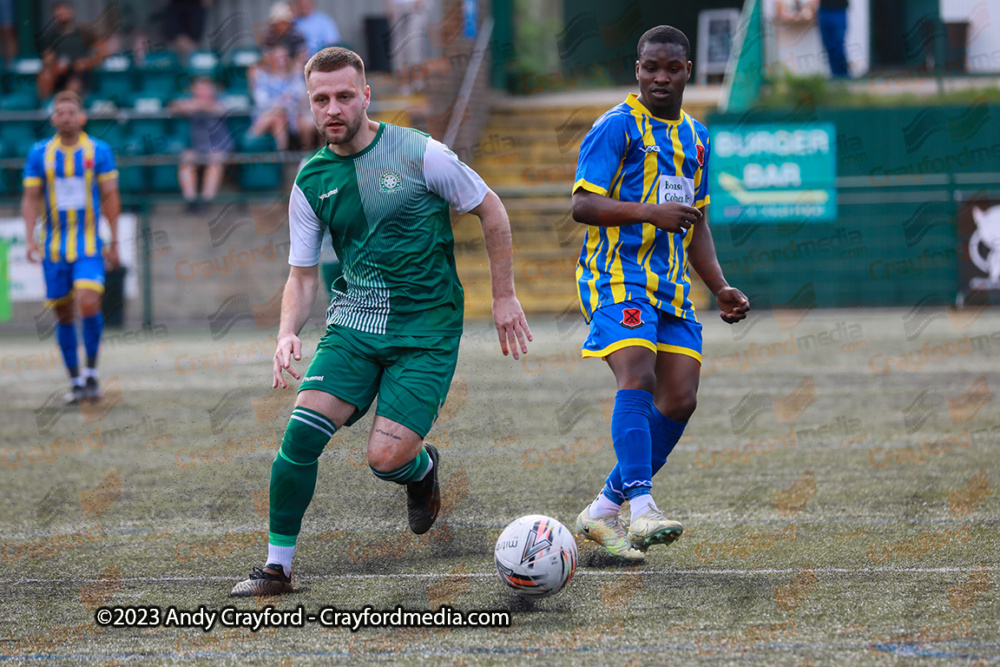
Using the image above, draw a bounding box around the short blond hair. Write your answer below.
[304,46,366,83]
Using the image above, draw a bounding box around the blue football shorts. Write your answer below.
[42,255,105,305]
[581,299,702,362]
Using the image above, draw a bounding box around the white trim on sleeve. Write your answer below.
[423,138,491,214]
[288,183,325,267]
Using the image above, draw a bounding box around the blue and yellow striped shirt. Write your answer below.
[573,93,710,323]
[23,133,118,263]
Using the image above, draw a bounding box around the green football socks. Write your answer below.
[370,446,432,485]
[268,407,336,546]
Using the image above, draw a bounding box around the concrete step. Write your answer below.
[456,256,577,284]
[478,171,575,189]
[489,184,572,198]
[461,293,579,318]
[479,121,589,134]
[477,127,593,146]
[470,142,578,158]
[451,223,584,250]
[489,86,721,110]
[481,108,608,127]
[497,197,575,213]
[452,222,581,241]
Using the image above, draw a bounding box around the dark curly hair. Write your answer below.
[637,25,691,60]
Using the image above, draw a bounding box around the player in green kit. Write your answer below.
[232,48,532,596]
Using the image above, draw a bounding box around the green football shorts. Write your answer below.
[298,324,462,439]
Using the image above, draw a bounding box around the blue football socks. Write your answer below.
[83,313,103,367]
[56,322,79,378]
[603,404,688,503]
[650,407,686,476]
[609,388,654,501]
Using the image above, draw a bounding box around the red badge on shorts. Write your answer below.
[696,144,705,166]
[621,308,643,330]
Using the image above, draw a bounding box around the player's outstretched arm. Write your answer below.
[273,265,319,388]
[469,191,532,360]
[687,208,749,324]
[21,185,42,263]
[572,190,702,233]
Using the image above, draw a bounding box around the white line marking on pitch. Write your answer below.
[6,566,991,584]
[0,515,978,539]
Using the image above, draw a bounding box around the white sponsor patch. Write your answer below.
[657,175,695,205]
[303,376,324,381]
[55,177,87,210]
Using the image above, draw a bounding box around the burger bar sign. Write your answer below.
[709,123,837,223]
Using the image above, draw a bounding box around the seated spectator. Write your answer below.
[294,0,340,58]
[813,0,850,78]
[164,0,209,64]
[249,45,316,151]
[382,0,427,93]
[262,2,307,66]
[775,0,815,23]
[169,77,233,213]
[1,0,17,63]
[104,0,152,68]
[775,0,850,78]
[36,2,108,98]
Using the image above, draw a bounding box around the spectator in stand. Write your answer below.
[775,0,814,22]
[262,2,307,66]
[169,77,233,213]
[814,0,849,78]
[104,0,153,68]
[37,2,107,98]
[249,45,316,151]
[294,0,341,58]
[776,0,850,78]
[0,0,17,63]
[383,0,427,93]
[164,0,211,64]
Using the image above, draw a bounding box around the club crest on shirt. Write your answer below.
[696,144,705,166]
[621,307,643,330]
[379,170,403,193]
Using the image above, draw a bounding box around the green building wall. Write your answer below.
[706,105,999,308]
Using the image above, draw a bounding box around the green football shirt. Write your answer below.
[289,123,490,335]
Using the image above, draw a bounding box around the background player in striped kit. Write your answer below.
[232,47,532,596]
[22,90,121,405]
[571,26,750,560]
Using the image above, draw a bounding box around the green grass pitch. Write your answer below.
[1,309,997,664]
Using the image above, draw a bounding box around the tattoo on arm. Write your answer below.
[376,427,402,441]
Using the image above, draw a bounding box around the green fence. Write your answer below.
[0,239,10,321]
[706,104,1000,308]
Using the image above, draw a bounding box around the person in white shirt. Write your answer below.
[383,0,427,93]
[294,0,341,58]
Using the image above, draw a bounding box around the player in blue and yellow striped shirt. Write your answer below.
[572,26,750,560]
[22,91,121,404]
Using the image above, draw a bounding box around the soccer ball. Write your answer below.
[494,514,577,598]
